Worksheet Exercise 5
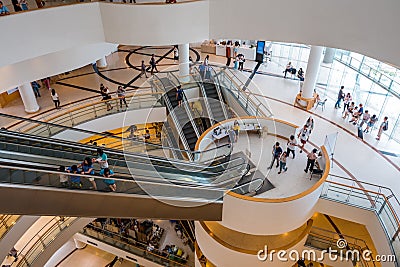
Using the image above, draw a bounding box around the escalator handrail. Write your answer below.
[0,112,230,161]
[192,66,215,124]
[168,72,201,138]
[0,162,236,191]
[0,131,245,181]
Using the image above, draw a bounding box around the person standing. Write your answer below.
[51,89,60,109]
[376,116,389,140]
[78,157,96,190]
[173,46,179,62]
[117,86,128,108]
[150,54,158,75]
[67,165,82,189]
[334,86,345,109]
[305,116,314,134]
[278,152,288,174]
[42,77,51,90]
[286,135,297,159]
[176,85,183,107]
[238,54,245,71]
[304,148,318,173]
[101,86,113,111]
[364,114,378,133]
[31,81,41,98]
[11,0,22,12]
[298,125,310,153]
[297,68,304,81]
[225,41,232,66]
[359,110,370,127]
[94,148,109,170]
[18,0,28,10]
[267,142,283,169]
[140,60,148,78]
[233,120,240,143]
[100,168,116,192]
[342,93,352,113]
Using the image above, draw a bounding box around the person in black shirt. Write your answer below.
[268,142,283,169]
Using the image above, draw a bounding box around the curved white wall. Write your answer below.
[1,0,400,92]
[221,186,322,235]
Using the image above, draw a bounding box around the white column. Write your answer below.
[19,83,39,113]
[301,46,324,99]
[323,47,336,64]
[178,43,190,82]
[96,56,107,68]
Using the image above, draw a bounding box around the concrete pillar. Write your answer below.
[96,56,107,69]
[19,83,40,113]
[178,43,190,82]
[323,47,336,64]
[301,46,324,99]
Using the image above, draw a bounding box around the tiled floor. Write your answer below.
[59,245,138,267]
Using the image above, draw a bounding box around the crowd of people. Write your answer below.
[267,116,323,177]
[58,148,117,192]
[334,86,389,140]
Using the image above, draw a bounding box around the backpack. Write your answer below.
[383,121,388,131]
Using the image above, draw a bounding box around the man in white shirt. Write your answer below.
[286,135,298,159]
[297,125,309,153]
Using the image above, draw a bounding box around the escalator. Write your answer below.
[202,82,228,123]
[0,129,248,185]
[160,77,200,151]
[0,128,251,218]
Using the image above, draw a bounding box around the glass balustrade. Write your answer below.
[81,223,193,267]
[0,215,20,240]
[15,217,77,267]
[321,175,400,265]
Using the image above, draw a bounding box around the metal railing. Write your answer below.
[14,217,77,267]
[168,72,201,139]
[321,174,400,266]
[0,215,20,240]
[208,64,273,118]
[192,67,216,124]
[10,92,162,135]
[0,113,233,164]
[81,223,193,267]
[151,74,193,159]
[306,226,376,267]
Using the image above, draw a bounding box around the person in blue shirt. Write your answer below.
[79,157,96,190]
[0,1,10,15]
[100,168,116,192]
[176,85,183,107]
[67,165,82,189]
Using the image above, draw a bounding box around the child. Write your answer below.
[59,166,68,187]
[100,168,116,192]
[278,152,288,174]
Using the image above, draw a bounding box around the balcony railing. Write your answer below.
[0,215,20,240]
[81,223,193,267]
[321,174,400,266]
[14,217,78,267]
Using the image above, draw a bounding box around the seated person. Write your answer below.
[283,62,293,78]
[343,102,355,119]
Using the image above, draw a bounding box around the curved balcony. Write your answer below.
[195,116,330,235]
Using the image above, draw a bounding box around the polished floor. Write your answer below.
[1,45,399,266]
